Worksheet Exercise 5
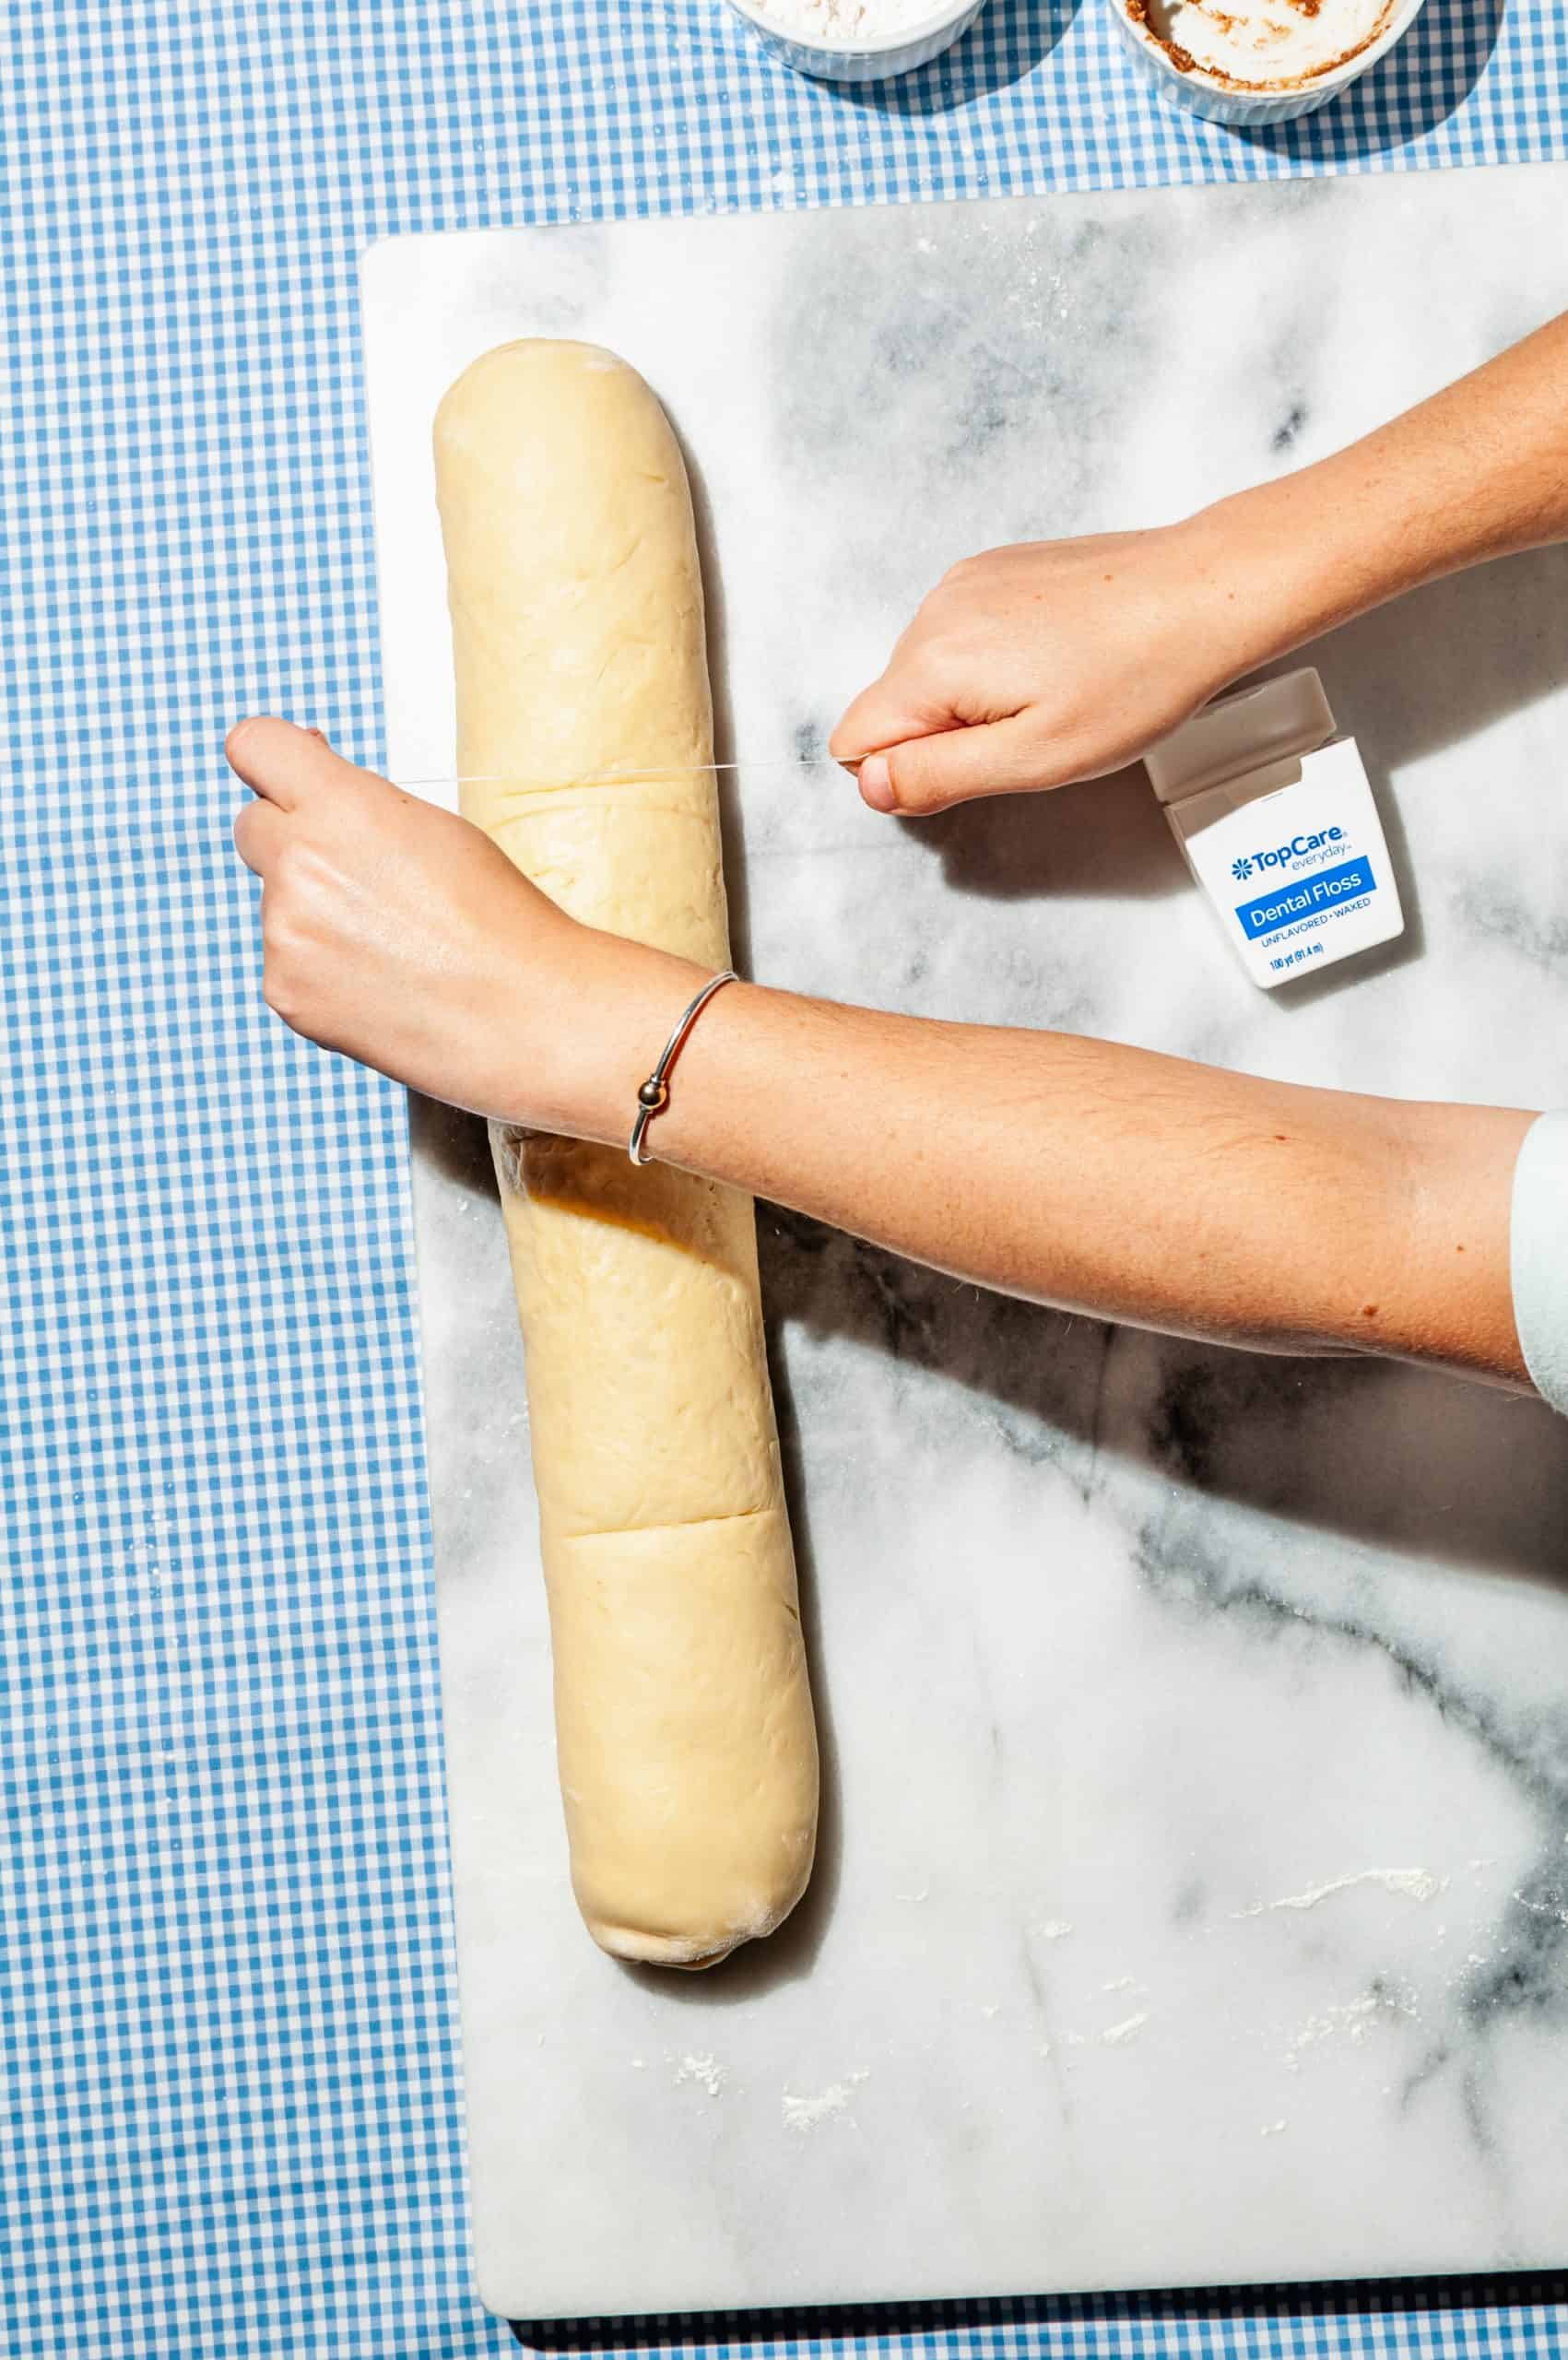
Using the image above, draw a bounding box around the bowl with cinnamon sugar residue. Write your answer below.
[1107,0,1429,123]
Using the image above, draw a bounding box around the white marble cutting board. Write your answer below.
[360,170,1568,2321]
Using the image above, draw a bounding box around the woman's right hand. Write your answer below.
[829,509,1275,818]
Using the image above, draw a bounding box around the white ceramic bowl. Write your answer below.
[1104,0,1429,124]
[725,0,987,84]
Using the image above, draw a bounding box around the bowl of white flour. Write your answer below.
[1106,0,1429,121]
[725,0,988,82]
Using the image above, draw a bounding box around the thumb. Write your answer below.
[226,716,371,808]
[856,717,1056,817]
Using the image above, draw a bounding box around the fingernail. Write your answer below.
[305,726,327,742]
[859,754,896,814]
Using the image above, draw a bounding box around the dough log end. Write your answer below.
[583,1843,817,1973]
[546,1506,819,1972]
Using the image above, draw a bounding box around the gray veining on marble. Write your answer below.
[362,168,1568,2319]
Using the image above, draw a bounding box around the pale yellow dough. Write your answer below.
[433,339,819,1968]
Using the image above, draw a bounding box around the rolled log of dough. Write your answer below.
[433,339,819,1968]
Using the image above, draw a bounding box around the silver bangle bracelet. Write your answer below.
[628,970,738,1166]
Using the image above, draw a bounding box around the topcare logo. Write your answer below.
[1231,825,1344,883]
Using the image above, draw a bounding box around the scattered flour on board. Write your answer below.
[782,2071,869,2132]
[1232,1869,1446,1920]
[676,2053,726,2096]
[1099,2012,1149,2047]
[1283,1984,1419,2071]
[1037,1919,1074,1941]
[745,0,947,39]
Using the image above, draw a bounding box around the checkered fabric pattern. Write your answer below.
[1,3,1563,2354]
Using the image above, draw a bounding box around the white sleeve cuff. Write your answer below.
[1511,1109,1568,1415]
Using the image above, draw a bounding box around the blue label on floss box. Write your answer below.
[1234,855,1376,940]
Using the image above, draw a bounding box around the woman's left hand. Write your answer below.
[228,717,586,1122]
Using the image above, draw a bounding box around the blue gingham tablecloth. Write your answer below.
[2,3,1565,2354]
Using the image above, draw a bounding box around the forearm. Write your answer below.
[541,936,1533,1386]
[1197,310,1568,675]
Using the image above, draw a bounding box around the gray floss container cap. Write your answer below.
[1145,667,1338,804]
